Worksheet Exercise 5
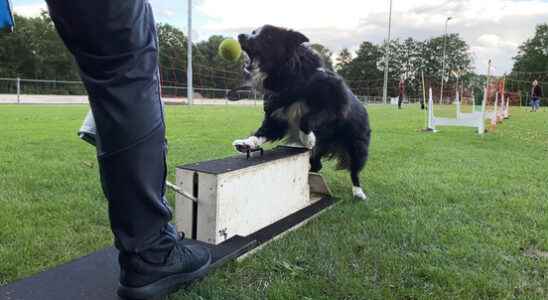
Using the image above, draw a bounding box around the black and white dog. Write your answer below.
[231,25,372,200]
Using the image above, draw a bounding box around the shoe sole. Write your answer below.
[117,255,212,300]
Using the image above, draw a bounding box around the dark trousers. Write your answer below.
[45,0,177,263]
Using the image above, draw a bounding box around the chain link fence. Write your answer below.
[1,77,407,106]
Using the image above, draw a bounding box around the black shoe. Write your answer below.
[117,239,212,299]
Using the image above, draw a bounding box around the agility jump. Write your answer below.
[426,84,509,134]
[427,61,510,134]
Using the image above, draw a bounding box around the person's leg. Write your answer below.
[45,0,210,298]
[46,0,174,261]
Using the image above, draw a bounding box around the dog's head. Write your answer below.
[238,25,309,74]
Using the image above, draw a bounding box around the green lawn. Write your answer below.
[0,104,547,299]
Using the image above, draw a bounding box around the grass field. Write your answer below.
[0,104,547,299]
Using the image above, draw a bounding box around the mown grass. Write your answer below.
[0,104,547,299]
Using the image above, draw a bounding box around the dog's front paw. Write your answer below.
[352,186,367,201]
[299,131,316,149]
[232,136,265,152]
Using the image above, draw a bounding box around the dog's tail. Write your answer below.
[324,145,351,170]
[327,133,371,171]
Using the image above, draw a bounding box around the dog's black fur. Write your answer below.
[236,25,371,192]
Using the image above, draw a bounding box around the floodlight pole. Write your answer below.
[455,70,459,103]
[187,0,193,105]
[440,17,452,104]
[382,0,393,105]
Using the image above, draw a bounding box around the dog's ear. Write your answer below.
[286,30,309,49]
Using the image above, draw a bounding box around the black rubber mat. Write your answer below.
[0,197,335,300]
[0,237,255,300]
[178,146,308,175]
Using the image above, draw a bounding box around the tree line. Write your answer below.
[507,24,548,102]
[1,13,545,101]
[336,35,474,99]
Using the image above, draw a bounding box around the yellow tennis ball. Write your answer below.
[218,39,242,62]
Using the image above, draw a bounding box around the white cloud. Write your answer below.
[13,3,48,17]
[477,34,518,49]
[158,9,176,18]
[197,0,382,30]
[185,0,548,74]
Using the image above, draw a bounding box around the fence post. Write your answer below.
[479,87,487,134]
[16,77,21,104]
[427,88,435,131]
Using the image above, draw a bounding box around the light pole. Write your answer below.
[440,16,452,104]
[187,0,193,105]
[382,0,393,105]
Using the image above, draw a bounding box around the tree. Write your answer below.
[0,15,246,95]
[193,35,244,91]
[420,33,473,97]
[336,49,352,70]
[156,23,193,97]
[0,15,37,77]
[0,14,477,99]
[392,38,422,81]
[333,34,473,98]
[337,42,384,96]
[310,43,334,70]
[0,13,79,80]
[378,34,473,98]
[512,24,548,74]
[508,23,548,101]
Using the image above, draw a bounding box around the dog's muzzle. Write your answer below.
[238,34,249,47]
[238,34,256,64]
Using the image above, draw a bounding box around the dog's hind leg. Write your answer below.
[348,141,369,201]
[310,156,323,173]
[351,170,367,201]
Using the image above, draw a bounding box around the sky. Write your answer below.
[12,0,548,75]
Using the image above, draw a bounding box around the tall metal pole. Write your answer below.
[455,72,461,118]
[187,0,193,105]
[16,77,20,104]
[440,17,452,104]
[382,0,393,105]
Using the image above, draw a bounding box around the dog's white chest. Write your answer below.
[272,102,308,125]
[271,101,309,144]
